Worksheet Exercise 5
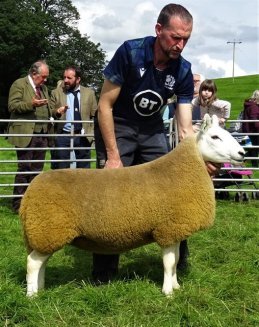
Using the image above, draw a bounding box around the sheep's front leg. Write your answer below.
[162,243,180,296]
[26,250,51,297]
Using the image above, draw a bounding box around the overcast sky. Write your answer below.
[72,0,259,79]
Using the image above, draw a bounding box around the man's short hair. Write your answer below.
[157,4,193,27]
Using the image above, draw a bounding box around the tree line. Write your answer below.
[0,0,106,128]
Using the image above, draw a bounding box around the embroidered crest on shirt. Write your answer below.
[165,75,175,90]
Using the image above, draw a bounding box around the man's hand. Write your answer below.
[32,97,48,107]
[104,158,123,169]
[206,162,222,177]
[57,105,68,115]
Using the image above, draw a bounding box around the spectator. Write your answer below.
[92,3,218,285]
[162,96,177,121]
[193,73,205,98]
[242,90,259,167]
[50,66,97,169]
[192,79,231,130]
[7,60,66,213]
[192,73,205,121]
[163,74,205,124]
[162,97,177,150]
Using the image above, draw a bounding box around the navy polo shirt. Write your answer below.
[104,36,193,130]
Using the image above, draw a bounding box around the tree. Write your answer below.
[48,30,106,91]
[0,0,106,97]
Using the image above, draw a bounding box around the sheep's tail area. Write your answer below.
[19,185,79,255]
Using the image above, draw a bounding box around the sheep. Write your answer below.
[19,114,245,297]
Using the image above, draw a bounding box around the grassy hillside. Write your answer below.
[214,74,259,118]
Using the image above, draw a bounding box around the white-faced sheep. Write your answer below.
[19,114,245,297]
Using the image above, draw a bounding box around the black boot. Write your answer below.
[92,253,119,285]
[177,240,189,271]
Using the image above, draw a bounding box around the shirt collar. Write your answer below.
[28,75,37,91]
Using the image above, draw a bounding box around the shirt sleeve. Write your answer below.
[103,42,130,86]
[214,99,231,119]
[175,67,194,104]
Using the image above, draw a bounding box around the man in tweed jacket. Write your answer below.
[8,60,67,212]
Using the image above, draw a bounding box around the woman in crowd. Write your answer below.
[242,90,259,167]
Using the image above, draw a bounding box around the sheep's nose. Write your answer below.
[238,151,245,157]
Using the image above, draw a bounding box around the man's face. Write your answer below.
[63,69,80,91]
[193,74,202,95]
[156,16,192,60]
[32,65,49,87]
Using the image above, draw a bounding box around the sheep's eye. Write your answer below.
[211,135,221,140]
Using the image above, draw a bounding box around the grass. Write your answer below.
[0,75,258,326]
[0,201,258,326]
[215,74,259,118]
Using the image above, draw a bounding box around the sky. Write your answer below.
[72,0,259,79]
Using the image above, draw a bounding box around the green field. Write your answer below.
[0,75,258,326]
[215,74,259,118]
[0,201,258,326]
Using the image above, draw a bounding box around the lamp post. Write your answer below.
[227,40,242,82]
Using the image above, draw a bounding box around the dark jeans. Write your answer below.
[248,135,258,167]
[12,135,48,212]
[92,118,189,281]
[53,133,91,169]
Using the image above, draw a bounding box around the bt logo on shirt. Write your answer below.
[133,90,163,116]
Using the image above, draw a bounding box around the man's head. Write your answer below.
[29,61,49,87]
[193,73,205,98]
[251,90,259,104]
[63,66,81,91]
[155,4,193,60]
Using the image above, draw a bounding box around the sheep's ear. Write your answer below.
[200,113,212,133]
[211,114,220,127]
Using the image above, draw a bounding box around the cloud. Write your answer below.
[81,1,158,53]
[193,54,247,79]
[73,0,259,78]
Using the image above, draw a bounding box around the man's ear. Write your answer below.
[155,23,162,37]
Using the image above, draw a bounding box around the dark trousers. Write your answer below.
[248,135,258,167]
[12,135,48,211]
[92,118,189,281]
[53,133,91,169]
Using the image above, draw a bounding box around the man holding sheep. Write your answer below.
[93,3,216,284]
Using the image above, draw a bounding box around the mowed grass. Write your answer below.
[0,74,258,326]
[0,200,258,327]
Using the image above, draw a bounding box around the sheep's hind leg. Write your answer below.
[162,243,180,296]
[26,250,51,297]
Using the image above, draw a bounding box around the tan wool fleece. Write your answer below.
[19,136,215,254]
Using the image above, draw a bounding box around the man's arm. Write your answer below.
[175,103,194,140]
[98,79,122,168]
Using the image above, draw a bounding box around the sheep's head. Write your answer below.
[197,114,245,165]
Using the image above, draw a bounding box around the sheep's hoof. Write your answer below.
[162,288,173,297]
[26,291,38,298]
[162,282,180,296]
[173,282,181,290]
[26,287,38,297]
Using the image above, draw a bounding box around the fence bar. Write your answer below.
[0,118,258,200]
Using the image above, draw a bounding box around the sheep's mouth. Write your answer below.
[230,159,244,166]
